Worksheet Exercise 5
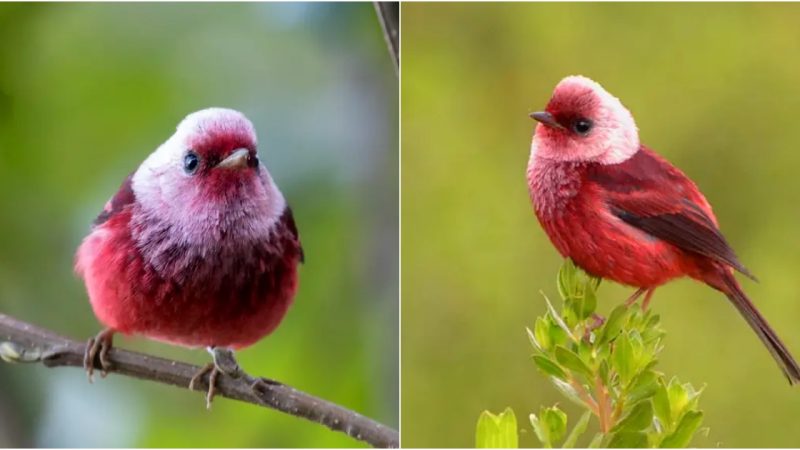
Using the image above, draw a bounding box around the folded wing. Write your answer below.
[587,146,756,280]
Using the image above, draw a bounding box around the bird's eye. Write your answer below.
[184,151,200,174]
[573,118,593,136]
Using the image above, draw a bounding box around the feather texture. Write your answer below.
[589,147,755,280]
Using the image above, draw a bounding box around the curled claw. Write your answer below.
[190,362,219,409]
[189,347,241,410]
[84,328,115,383]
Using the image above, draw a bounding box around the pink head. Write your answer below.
[131,108,286,242]
[529,76,639,165]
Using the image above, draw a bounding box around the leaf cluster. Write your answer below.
[477,260,706,448]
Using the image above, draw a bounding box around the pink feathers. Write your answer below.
[530,75,639,165]
[527,76,800,382]
[76,108,303,349]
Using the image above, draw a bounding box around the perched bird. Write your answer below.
[526,75,800,383]
[76,108,304,405]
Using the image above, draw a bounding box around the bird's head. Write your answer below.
[530,75,639,164]
[132,108,285,236]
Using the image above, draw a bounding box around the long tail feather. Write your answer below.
[721,276,800,385]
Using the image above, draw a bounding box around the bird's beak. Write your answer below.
[215,148,250,170]
[529,111,565,130]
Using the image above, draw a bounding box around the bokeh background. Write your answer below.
[402,3,800,447]
[0,3,397,447]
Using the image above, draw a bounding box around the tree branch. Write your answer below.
[0,313,398,448]
[373,2,399,73]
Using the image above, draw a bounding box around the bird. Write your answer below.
[76,108,304,406]
[526,75,800,384]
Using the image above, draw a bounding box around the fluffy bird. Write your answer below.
[76,108,304,405]
[526,75,800,383]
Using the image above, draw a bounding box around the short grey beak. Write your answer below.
[529,111,565,130]
[216,148,250,169]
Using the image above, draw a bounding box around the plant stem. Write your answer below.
[594,375,612,433]
[569,377,599,416]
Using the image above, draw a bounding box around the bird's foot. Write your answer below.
[624,288,656,310]
[624,288,646,308]
[189,347,242,409]
[84,328,115,383]
[641,289,655,310]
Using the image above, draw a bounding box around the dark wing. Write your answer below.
[587,147,756,280]
[281,205,304,263]
[93,172,136,227]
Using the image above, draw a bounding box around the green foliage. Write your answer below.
[476,408,519,448]
[477,260,706,448]
[530,406,567,448]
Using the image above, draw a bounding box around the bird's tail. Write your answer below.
[721,275,800,384]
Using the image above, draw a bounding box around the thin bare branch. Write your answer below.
[374,2,399,73]
[0,313,398,448]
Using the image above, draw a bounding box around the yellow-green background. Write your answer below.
[0,3,397,447]
[402,3,800,447]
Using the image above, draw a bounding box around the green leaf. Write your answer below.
[599,305,628,345]
[627,370,660,404]
[597,360,611,386]
[542,406,568,445]
[563,410,592,448]
[683,383,705,412]
[612,332,634,385]
[544,294,575,342]
[588,275,602,291]
[608,431,648,448]
[579,285,598,319]
[550,377,587,407]
[612,400,653,433]
[629,330,646,366]
[652,380,672,430]
[659,411,703,448]
[476,408,519,448]
[531,406,567,447]
[557,259,578,300]
[667,377,690,420]
[587,432,604,448]
[533,355,568,381]
[555,346,593,378]
[533,316,552,350]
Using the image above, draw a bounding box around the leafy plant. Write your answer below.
[476,408,519,448]
[476,260,707,448]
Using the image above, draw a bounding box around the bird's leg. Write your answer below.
[641,288,656,310]
[83,328,115,383]
[189,347,242,409]
[624,288,647,308]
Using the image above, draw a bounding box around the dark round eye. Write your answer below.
[184,151,200,174]
[573,118,593,135]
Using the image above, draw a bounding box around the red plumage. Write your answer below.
[78,195,300,349]
[76,108,303,351]
[527,76,800,383]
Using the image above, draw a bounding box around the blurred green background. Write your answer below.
[0,3,397,447]
[402,3,800,448]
